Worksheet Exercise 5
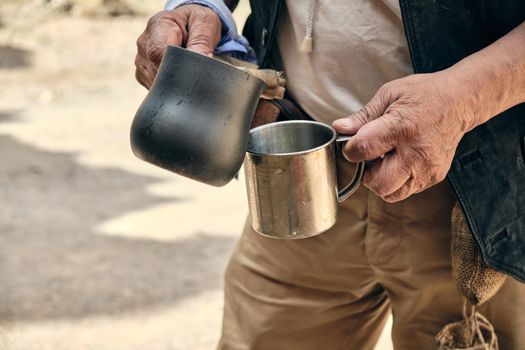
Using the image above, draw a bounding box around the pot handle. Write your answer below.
[335,135,365,202]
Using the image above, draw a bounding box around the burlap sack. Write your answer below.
[436,202,507,350]
[450,203,507,306]
[214,55,286,100]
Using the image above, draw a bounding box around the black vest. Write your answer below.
[243,0,525,282]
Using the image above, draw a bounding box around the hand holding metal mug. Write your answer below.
[244,120,365,239]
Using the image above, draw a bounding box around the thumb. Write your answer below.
[333,87,392,134]
[186,9,221,56]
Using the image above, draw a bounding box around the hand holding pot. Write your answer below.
[134,5,221,89]
[134,6,280,128]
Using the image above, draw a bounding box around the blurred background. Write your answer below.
[0,0,393,349]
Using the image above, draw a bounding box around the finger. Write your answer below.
[145,13,186,67]
[135,55,156,89]
[342,113,400,162]
[135,65,155,89]
[363,152,411,198]
[333,86,394,134]
[136,32,148,60]
[186,9,221,55]
[382,177,419,203]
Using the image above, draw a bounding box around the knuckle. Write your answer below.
[172,24,183,37]
[157,10,172,18]
[398,122,415,139]
[395,159,411,179]
[146,44,164,64]
[386,109,403,125]
[384,192,402,203]
[188,33,214,48]
[198,8,218,21]
[410,145,432,165]
[146,16,156,28]
[384,108,417,140]
[354,140,372,159]
[436,170,447,182]
[135,69,147,88]
[147,11,166,27]
[363,168,390,197]
[380,117,402,143]
[136,34,145,50]
[374,184,392,197]
[412,179,426,195]
[360,86,393,122]
[134,54,141,68]
[378,81,403,105]
[428,168,446,185]
[384,182,411,203]
[419,145,433,161]
[395,120,417,140]
[190,4,218,18]
[365,179,390,197]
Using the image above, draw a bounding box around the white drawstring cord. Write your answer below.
[300,0,315,52]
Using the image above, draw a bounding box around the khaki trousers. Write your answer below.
[219,159,525,350]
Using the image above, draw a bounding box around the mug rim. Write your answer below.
[247,120,336,157]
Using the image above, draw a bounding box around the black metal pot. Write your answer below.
[130,46,266,186]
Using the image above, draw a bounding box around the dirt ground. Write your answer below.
[0,1,393,349]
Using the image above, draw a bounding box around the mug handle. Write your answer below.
[335,135,365,202]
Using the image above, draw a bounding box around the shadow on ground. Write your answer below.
[0,46,32,69]
[0,112,236,323]
[0,110,21,123]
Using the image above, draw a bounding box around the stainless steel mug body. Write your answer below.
[131,46,266,187]
[244,121,365,239]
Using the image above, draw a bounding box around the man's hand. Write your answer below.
[333,22,525,203]
[333,72,470,203]
[135,5,221,89]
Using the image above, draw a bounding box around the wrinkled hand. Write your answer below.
[135,5,221,89]
[333,72,472,202]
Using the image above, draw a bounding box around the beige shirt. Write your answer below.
[277,0,413,124]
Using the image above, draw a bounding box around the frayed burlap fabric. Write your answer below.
[450,203,507,306]
[436,300,498,350]
[436,202,507,350]
[214,55,286,100]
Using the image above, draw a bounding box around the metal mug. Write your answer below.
[244,120,365,239]
[131,46,266,187]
